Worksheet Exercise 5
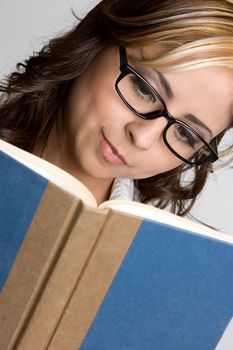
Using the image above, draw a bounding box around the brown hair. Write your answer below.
[0,0,232,215]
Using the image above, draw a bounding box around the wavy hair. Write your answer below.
[0,0,233,215]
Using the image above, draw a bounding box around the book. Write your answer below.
[0,139,233,350]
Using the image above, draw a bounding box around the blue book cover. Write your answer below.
[0,150,48,292]
[80,219,233,350]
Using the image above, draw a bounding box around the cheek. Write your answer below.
[131,152,183,179]
[66,85,97,136]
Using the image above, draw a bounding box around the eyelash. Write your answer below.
[130,76,156,103]
[174,124,199,148]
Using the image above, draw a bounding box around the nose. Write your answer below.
[125,117,167,150]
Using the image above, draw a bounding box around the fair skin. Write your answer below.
[42,46,233,204]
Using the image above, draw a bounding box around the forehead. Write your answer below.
[128,45,167,61]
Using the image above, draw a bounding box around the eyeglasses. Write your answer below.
[115,46,218,166]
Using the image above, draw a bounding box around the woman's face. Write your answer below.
[64,46,233,185]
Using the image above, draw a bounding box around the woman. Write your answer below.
[0,0,232,214]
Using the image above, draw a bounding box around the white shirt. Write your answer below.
[109,177,139,201]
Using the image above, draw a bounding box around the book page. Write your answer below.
[99,200,233,244]
[0,140,97,207]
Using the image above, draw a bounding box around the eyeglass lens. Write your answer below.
[117,72,212,162]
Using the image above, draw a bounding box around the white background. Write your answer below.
[0,0,232,236]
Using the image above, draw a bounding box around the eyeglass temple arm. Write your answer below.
[119,46,127,69]
[210,138,218,154]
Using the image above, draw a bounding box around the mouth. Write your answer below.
[100,131,127,166]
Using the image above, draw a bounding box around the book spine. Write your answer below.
[12,206,109,349]
[46,209,142,350]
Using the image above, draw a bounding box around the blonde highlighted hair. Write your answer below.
[102,0,233,72]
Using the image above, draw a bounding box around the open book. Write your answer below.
[0,139,233,350]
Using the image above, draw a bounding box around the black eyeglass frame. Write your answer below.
[115,46,218,166]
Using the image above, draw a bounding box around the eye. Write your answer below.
[174,124,199,149]
[130,75,156,103]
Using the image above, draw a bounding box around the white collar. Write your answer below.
[109,178,135,201]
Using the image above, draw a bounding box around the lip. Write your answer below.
[100,132,127,166]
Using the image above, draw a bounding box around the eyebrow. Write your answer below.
[185,114,213,137]
[157,72,174,99]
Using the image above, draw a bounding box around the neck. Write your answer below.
[74,174,113,205]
